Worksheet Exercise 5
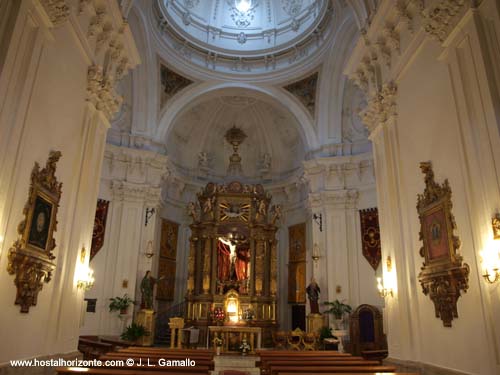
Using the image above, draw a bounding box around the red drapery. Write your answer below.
[235,247,250,281]
[217,240,231,281]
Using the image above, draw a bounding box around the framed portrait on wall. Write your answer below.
[420,200,453,263]
[27,193,55,252]
[416,162,469,327]
[7,151,62,313]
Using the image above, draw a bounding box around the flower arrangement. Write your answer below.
[239,338,251,355]
[213,337,223,347]
[211,307,226,324]
[242,308,255,321]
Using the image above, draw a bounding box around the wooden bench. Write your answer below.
[277,373,418,375]
[257,350,353,357]
[56,368,209,375]
[119,347,214,353]
[101,353,213,361]
[258,357,371,373]
[79,337,114,360]
[268,365,397,375]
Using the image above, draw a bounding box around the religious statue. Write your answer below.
[270,204,282,225]
[140,270,162,310]
[187,202,199,222]
[255,198,267,222]
[306,278,320,314]
[259,153,271,170]
[202,196,215,219]
[198,151,210,169]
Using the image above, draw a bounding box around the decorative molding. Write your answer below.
[360,81,398,134]
[283,72,319,117]
[152,0,335,76]
[82,1,139,121]
[308,189,359,210]
[160,64,194,110]
[422,0,468,42]
[110,180,163,206]
[40,0,70,26]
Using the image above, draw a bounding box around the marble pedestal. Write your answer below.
[135,309,155,346]
[307,313,324,334]
[212,355,260,375]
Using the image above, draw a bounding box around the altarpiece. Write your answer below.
[185,181,280,348]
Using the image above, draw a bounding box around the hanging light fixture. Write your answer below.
[235,0,252,13]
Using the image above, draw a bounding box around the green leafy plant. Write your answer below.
[319,326,334,342]
[120,322,147,342]
[323,300,352,319]
[109,294,135,314]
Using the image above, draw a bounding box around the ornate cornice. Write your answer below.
[308,189,360,210]
[360,81,398,135]
[110,180,163,206]
[422,0,468,42]
[40,0,70,26]
[82,1,139,120]
[103,144,169,187]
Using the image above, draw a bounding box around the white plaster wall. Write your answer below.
[383,38,496,374]
[0,1,128,363]
[80,145,168,336]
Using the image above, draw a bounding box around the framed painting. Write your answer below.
[160,219,179,260]
[8,151,62,312]
[416,162,469,327]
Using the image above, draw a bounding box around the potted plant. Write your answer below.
[239,338,251,356]
[323,300,352,329]
[213,337,223,356]
[109,294,135,315]
[120,322,147,344]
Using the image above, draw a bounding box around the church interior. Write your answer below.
[1,0,500,374]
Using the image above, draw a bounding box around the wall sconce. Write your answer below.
[312,243,320,262]
[481,215,500,284]
[76,247,95,291]
[144,240,154,258]
[145,207,156,227]
[377,256,394,298]
[313,213,322,232]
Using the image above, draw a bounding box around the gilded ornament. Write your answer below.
[416,162,469,327]
[7,151,63,313]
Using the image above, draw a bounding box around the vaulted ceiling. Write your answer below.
[166,91,305,181]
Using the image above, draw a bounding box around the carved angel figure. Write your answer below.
[270,204,282,225]
[187,202,199,222]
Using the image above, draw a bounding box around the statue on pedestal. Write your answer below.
[140,270,162,310]
[306,278,320,314]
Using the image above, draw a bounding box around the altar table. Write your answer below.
[208,325,262,353]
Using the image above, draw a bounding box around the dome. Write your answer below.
[160,0,326,53]
[153,0,335,76]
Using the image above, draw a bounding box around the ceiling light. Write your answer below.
[235,0,251,13]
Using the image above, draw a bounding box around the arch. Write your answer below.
[155,82,319,152]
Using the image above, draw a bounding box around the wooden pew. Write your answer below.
[57,368,209,375]
[258,356,370,373]
[264,360,380,367]
[277,373,418,375]
[79,337,114,360]
[257,350,353,357]
[119,347,214,353]
[268,365,397,374]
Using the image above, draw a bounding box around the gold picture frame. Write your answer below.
[7,151,62,313]
[417,162,469,327]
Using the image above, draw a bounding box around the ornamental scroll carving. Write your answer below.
[7,151,63,313]
[417,161,469,327]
